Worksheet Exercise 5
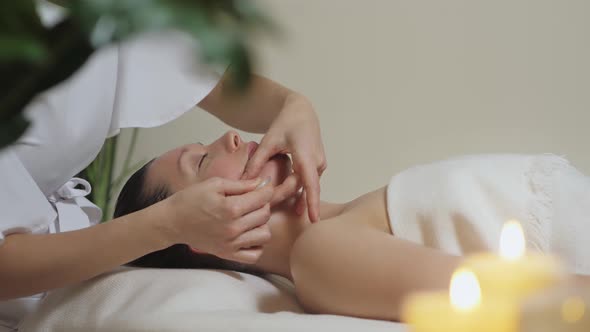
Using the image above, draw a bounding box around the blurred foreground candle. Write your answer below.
[520,284,590,332]
[403,268,517,332]
[463,220,564,300]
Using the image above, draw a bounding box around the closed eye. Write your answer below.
[198,153,208,170]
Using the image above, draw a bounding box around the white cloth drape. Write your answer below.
[387,154,590,275]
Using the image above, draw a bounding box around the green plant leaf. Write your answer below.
[0,36,47,62]
[0,113,29,151]
[0,17,94,150]
[71,0,273,89]
[0,0,45,35]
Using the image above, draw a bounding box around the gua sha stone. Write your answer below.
[256,177,271,190]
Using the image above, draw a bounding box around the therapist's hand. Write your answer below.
[162,177,273,264]
[242,95,326,223]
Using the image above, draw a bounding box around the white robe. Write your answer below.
[0,18,220,332]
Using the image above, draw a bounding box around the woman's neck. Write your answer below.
[252,198,347,281]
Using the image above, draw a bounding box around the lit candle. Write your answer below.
[403,268,517,332]
[463,220,564,300]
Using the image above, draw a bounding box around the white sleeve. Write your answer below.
[14,30,222,197]
[107,31,223,137]
[0,150,56,244]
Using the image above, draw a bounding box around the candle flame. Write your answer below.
[499,220,525,261]
[450,268,481,311]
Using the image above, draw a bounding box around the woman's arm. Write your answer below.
[289,213,590,321]
[289,217,461,321]
[0,202,169,300]
[0,177,274,300]
[198,73,304,134]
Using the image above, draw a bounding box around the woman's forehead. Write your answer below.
[147,143,205,185]
[147,147,184,184]
[154,146,181,168]
[159,143,204,162]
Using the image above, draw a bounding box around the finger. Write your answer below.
[295,191,307,216]
[318,158,328,177]
[217,177,263,196]
[231,247,264,264]
[270,173,301,206]
[295,157,321,223]
[242,139,281,180]
[225,184,273,217]
[232,224,271,249]
[232,203,271,235]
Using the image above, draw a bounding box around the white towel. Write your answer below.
[19,268,401,332]
[386,154,590,275]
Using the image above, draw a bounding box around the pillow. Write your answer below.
[20,267,403,332]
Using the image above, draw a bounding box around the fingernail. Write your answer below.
[256,177,272,189]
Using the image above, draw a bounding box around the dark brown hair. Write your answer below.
[114,159,254,272]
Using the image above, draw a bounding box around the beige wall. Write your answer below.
[115,0,590,205]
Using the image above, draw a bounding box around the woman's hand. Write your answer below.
[161,177,274,264]
[242,94,327,223]
[198,74,326,223]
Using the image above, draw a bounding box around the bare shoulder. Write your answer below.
[338,187,392,234]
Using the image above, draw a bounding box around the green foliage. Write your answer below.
[0,0,274,150]
[82,135,118,221]
[80,129,144,221]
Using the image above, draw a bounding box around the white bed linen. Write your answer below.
[19,267,405,332]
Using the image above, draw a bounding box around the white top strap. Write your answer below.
[47,178,102,233]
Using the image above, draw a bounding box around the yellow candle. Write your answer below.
[403,269,518,332]
[520,284,590,332]
[404,220,564,331]
[463,220,564,300]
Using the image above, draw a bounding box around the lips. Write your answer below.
[243,141,289,175]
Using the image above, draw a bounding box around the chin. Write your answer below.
[258,154,292,187]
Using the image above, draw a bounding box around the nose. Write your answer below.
[223,130,241,152]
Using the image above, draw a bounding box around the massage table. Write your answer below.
[20,267,406,331]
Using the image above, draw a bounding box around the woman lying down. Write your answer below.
[114,130,590,321]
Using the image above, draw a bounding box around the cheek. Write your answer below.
[259,156,292,186]
[202,157,243,180]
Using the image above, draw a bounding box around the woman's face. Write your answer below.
[146,131,292,193]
